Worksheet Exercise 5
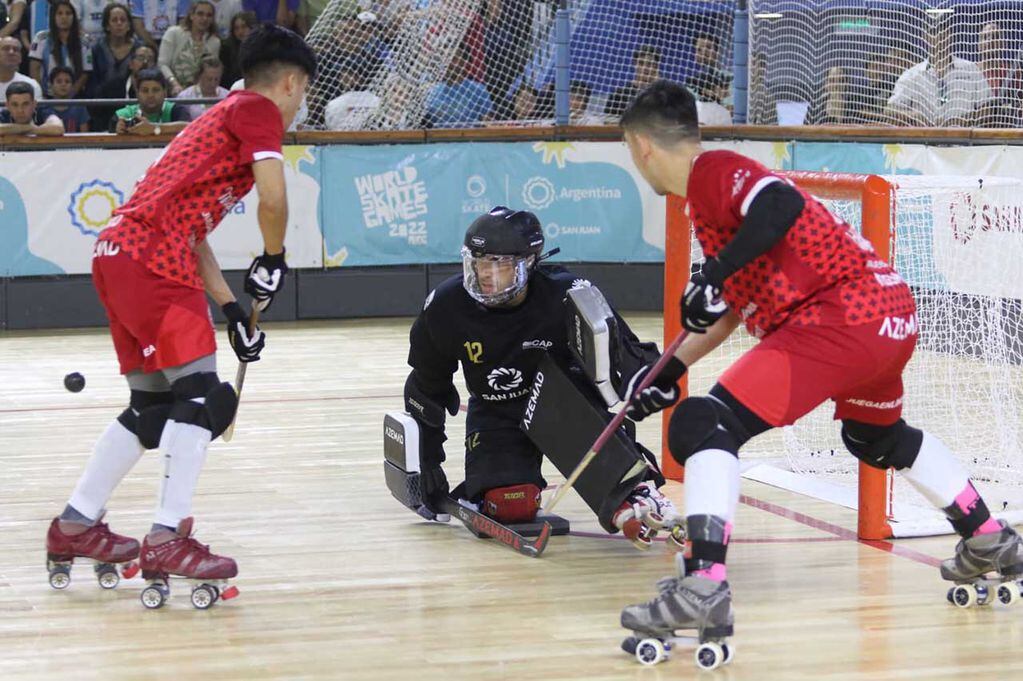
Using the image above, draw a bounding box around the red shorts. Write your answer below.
[92,243,216,375]
[718,315,917,428]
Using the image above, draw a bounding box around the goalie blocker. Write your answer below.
[383,412,451,523]
[522,352,654,533]
[566,284,622,408]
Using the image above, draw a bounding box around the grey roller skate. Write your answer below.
[620,573,735,670]
[942,520,1023,608]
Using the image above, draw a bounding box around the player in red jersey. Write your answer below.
[46,25,317,606]
[613,81,1023,668]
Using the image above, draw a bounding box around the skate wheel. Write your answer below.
[695,642,724,671]
[48,566,71,590]
[951,584,977,608]
[96,567,120,590]
[220,585,239,601]
[645,511,665,531]
[141,584,167,610]
[121,562,139,579]
[191,584,217,610]
[666,526,687,553]
[621,636,639,655]
[997,581,1020,606]
[635,638,666,666]
[722,642,735,665]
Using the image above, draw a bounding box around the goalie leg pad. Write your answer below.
[521,354,651,533]
[841,418,922,471]
[167,373,239,440]
[483,483,541,524]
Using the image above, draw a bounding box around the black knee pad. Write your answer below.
[668,397,729,465]
[118,390,174,448]
[169,373,239,440]
[841,418,923,470]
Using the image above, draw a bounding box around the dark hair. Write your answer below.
[183,0,217,38]
[5,81,35,99]
[102,3,135,39]
[569,80,591,106]
[230,10,258,37]
[197,56,223,77]
[634,44,661,63]
[620,80,699,146]
[130,43,153,60]
[694,31,720,47]
[48,0,84,76]
[240,24,317,86]
[135,68,167,90]
[48,65,74,83]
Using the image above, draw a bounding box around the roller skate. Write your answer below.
[942,520,1023,608]
[612,481,686,550]
[45,516,140,590]
[138,517,239,610]
[620,574,735,670]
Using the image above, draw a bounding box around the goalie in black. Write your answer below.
[383,206,684,549]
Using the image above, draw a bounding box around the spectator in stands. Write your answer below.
[568,79,601,124]
[158,0,220,94]
[687,31,730,105]
[296,0,348,36]
[0,79,64,134]
[48,64,89,129]
[855,53,898,123]
[605,44,661,118]
[207,0,241,38]
[887,15,991,127]
[29,0,91,96]
[747,51,777,125]
[425,43,491,127]
[1,0,26,40]
[242,0,298,27]
[481,0,531,119]
[90,4,141,96]
[323,60,379,129]
[807,66,858,125]
[111,68,190,132]
[131,0,189,48]
[176,55,226,119]
[218,9,254,87]
[77,0,115,46]
[0,35,42,102]
[978,21,1011,96]
[511,82,536,121]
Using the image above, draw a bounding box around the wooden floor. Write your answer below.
[1,315,1021,680]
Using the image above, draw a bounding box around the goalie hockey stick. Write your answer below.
[439,497,552,558]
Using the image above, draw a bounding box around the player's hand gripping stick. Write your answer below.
[222,301,260,443]
[544,330,689,514]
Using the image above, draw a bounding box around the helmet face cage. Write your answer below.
[461,247,533,306]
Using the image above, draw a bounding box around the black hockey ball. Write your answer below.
[64,372,86,393]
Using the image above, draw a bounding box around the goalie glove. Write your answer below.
[681,261,729,333]
[245,248,289,312]
[223,301,265,363]
[624,356,688,421]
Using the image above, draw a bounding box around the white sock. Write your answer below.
[684,449,740,523]
[68,419,145,520]
[155,419,211,528]
[898,431,970,509]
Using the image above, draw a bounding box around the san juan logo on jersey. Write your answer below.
[487,367,523,391]
[68,180,125,236]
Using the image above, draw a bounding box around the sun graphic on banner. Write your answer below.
[67,180,125,236]
[283,146,315,174]
[532,141,574,169]
[883,144,904,173]
[771,142,791,169]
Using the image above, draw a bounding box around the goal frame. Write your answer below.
[662,172,895,540]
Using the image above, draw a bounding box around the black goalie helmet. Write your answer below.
[462,206,544,306]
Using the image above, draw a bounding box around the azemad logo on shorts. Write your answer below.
[68,180,125,236]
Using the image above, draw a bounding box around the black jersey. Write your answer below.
[408,266,657,433]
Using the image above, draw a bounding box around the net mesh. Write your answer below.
[689,175,1023,533]
[303,0,736,130]
[749,1,1023,127]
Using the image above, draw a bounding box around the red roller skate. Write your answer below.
[139,517,239,610]
[46,516,140,590]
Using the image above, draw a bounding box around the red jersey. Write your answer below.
[686,150,916,338]
[101,91,285,289]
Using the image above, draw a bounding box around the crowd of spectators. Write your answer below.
[2,1,1021,136]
